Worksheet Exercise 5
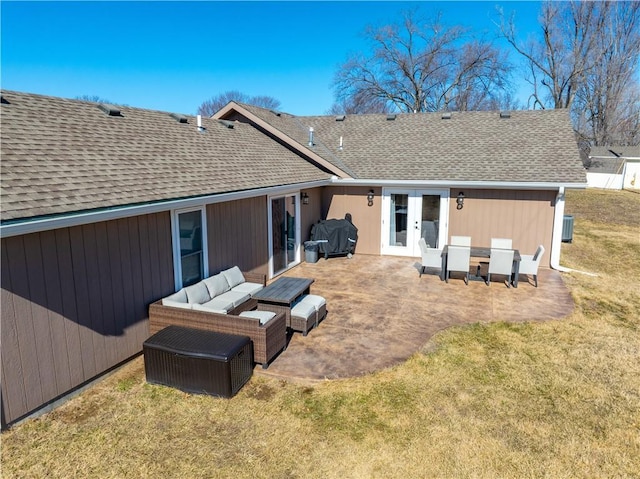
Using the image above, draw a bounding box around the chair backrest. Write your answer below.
[419,237,442,268]
[532,244,545,263]
[447,245,471,272]
[488,248,515,274]
[491,238,512,249]
[450,236,471,246]
[418,237,428,255]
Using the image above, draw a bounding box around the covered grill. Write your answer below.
[310,217,358,259]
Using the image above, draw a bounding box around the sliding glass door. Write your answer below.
[269,194,300,276]
[382,189,449,256]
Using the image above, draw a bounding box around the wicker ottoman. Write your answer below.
[299,294,327,325]
[290,301,317,336]
[143,325,253,398]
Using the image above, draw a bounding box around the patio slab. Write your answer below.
[255,254,574,383]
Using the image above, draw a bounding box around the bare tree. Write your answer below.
[327,92,393,115]
[332,10,513,114]
[76,95,113,103]
[573,2,640,146]
[197,91,281,117]
[500,1,640,146]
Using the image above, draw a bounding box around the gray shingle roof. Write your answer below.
[589,146,640,159]
[236,104,586,184]
[1,91,331,222]
[584,157,626,174]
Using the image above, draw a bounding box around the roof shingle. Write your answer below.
[236,103,586,184]
[1,91,331,222]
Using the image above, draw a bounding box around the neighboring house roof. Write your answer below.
[218,102,586,184]
[0,91,332,223]
[589,146,640,159]
[584,157,626,174]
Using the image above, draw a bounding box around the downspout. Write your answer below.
[550,187,598,276]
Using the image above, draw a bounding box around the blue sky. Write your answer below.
[1,1,542,115]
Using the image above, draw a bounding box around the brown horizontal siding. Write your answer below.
[447,189,556,262]
[1,212,174,426]
[207,196,270,276]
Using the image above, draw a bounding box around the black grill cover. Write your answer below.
[310,219,358,257]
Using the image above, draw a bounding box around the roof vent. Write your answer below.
[1,96,9,104]
[386,114,396,121]
[500,111,511,119]
[218,119,235,129]
[308,127,314,146]
[270,110,282,117]
[441,112,452,120]
[97,103,122,116]
[197,115,206,132]
[335,115,346,121]
[170,113,188,123]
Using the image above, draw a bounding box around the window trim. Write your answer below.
[171,206,209,290]
[267,192,301,278]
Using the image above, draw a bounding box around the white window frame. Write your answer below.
[171,206,209,290]
[267,192,301,278]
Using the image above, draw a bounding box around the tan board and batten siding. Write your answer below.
[322,186,383,255]
[448,189,556,257]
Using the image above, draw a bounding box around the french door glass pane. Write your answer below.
[421,195,441,248]
[390,194,408,246]
[272,197,287,273]
[179,210,203,286]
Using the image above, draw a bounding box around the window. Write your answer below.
[172,207,207,288]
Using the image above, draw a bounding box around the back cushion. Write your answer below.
[163,289,188,303]
[183,281,211,304]
[221,266,245,289]
[203,273,230,297]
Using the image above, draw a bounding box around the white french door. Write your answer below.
[381,189,449,257]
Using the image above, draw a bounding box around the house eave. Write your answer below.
[332,178,588,190]
[0,179,332,239]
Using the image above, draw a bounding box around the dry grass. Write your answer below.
[2,189,639,478]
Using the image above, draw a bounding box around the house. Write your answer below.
[584,146,640,190]
[0,90,586,427]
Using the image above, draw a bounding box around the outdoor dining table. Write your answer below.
[252,276,314,322]
[440,246,522,287]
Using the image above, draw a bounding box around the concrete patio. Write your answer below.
[255,254,574,383]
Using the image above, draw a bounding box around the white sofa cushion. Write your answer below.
[299,294,326,311]
[163,289,188,304]
[239,310,276,325]
[192,302,228,314]
[203,273,230,298]
[291,301,316,320]
[162,299,193,310]
[221,266,245,289]
[231,282,263,296]
[216,290,251,308]
[183,282,211,304]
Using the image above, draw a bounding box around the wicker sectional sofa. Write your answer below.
[148,268,287,367]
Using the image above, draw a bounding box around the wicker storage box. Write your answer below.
[143,326,253,398]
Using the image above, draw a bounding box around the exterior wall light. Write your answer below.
[301,192,309,205]
[367,189,375,206]
[456,192,465,210]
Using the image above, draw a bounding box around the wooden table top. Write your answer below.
[253,277,314,304]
